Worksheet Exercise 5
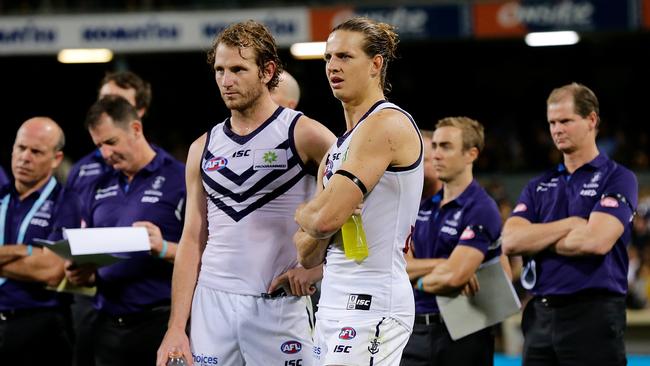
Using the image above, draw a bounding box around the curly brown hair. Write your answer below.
[333,17,399,94]
[206,20,284,90]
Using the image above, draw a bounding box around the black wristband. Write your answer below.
[335,169,368,195]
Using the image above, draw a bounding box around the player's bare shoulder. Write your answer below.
[354,108,420,166]
[186,133,208,172]
[293,115,336,166]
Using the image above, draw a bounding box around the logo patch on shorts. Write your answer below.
[281,340,302,354]
[192,353,219,365]
[368,338,381,355]
[347,294,372,310]
[338,327,357,340]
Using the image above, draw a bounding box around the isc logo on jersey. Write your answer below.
[204,157,228,171]
[281,340,302,354]
[338,327,356,340]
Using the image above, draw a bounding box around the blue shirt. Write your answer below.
[0,166,8,187]
[0,178,82,311]
[411,180,502,314]
[83,147,185,315]
[510,154,638,296]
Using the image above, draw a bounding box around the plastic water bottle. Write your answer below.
[341,214,369,262]
[166,348,188,366]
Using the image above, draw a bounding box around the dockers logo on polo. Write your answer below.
[584,171,601,189]
[152,176,166,190]
[192,353,218,365]
[254,149,288,170]
[347,294,372,310]
[281,340,302,354]
[338,327,357,340]
[204,157,228,171]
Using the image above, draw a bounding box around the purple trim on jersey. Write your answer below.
[206,168,307,222]
[223,106,284,145]
[204,140,290,187]
[0,166,8,187]
[0,181,82,311]
[335,100,386,148]
[510,153,638,296]
[201,127,213,171]
[381,107,423,173]
[412,180,502,314]
[87,147,186,315]
[201,140,298,198]
[288,112,316,176]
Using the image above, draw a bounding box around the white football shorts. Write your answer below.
[190,284,314,366]
[313,316,411,366]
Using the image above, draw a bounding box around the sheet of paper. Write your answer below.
[436,257,522,340]
[64,227,150,255]
[34,238,125,267]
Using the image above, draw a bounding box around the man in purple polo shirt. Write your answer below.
[401,117,503,366]
[65,96,186,366]
[66,71,152,205]
[502,83,638,366]
[0,117,82,365]
[66,70,152,366]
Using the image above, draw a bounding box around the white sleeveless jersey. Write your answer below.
[199,107,316,295]
[318,101,423,326]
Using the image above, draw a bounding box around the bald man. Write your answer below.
[271,70,301,109]
[0,118,82,365]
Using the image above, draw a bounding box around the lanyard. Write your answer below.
[0,177,57,245]
[0,177,57,286]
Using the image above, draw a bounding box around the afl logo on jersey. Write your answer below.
[204,157,228,171]
[338,327,357,340]
[281,340,302,354]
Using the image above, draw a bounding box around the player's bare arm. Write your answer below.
[295,109,420,239]
[293,115,336,169]
[295,155,331,268]
[156,134,209,366]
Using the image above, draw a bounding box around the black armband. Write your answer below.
[335,169,368,195]
[600,192,635,212]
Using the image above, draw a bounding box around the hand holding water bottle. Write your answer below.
[342,203,368,262]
